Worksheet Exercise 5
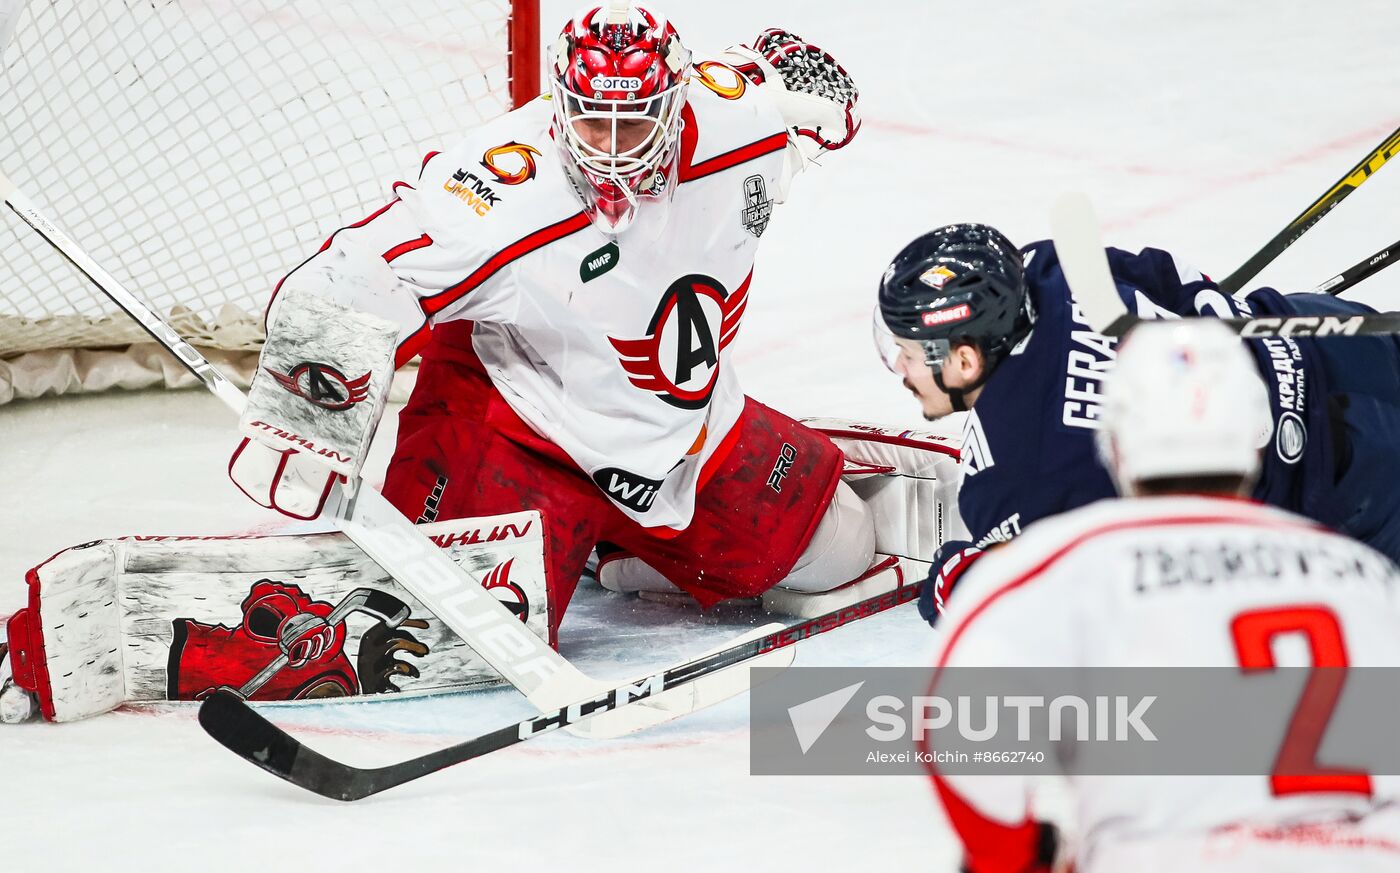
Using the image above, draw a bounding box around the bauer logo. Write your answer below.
[921,304,971,327]
[593,467,664,513]
[580,241,621,283]
[590,75,643,93]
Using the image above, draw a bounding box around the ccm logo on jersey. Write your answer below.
[921,303,971,326]
[266,362,371,411]
[444,167,502,216]
[767,443,798,492]
[593,467,664,513]
[481,142,542,185]
[609,273,748,409]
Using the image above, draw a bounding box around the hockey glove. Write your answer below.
[724,29,860,156]
[920,541,985,627]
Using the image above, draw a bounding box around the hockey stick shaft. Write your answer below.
[1053,194,1400,339]
[0,170,748,733]
[1219,124,1400,294]
[199,582,921,801]
[1308,238,1400,296]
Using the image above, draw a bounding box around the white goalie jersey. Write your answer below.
[270,62,791,530]
[929,495,1400,873]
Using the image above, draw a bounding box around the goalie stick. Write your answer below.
[0,169,791,738]
[198,581,922,801]
[1219,123,1400,294]
[1050,193,1400,340]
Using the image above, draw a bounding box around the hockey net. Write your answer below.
[0,0,538,403]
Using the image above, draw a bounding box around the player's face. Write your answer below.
[893,338,956,420]
[571,116,654,158]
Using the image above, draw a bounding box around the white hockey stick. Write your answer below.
[1049,193,1138,337]
[0,170,793,737]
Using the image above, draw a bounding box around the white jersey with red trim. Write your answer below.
[271,60,792,529]
[928,495,1400,873]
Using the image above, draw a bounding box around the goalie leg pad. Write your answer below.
[760,554,929,618]
[774,479,875,592]
[3,514,549,723]
[804,418,967,563]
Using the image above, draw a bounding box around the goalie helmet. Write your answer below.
[1097,320,1272,493]
[549,2,691,234]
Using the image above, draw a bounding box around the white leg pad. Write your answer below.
[3,513,550,723]
[761,554,929,618]
[595,553,684,595]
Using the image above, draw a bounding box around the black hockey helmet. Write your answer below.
[877,222,1034,373]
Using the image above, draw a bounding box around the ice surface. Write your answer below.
[2,0,1398,869]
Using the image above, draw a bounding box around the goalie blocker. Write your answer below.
[0,513,548,723]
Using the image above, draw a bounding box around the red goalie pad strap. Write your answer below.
[6,589,55,721]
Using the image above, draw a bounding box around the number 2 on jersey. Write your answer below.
[1230,604,1373,797]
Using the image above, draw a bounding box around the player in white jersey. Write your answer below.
[925,321,1400,873]
[221,1,920,646]
[0,2,964,724]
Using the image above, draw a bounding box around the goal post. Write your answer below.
[0,0,539,403]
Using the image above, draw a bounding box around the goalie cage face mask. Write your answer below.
[549,2,691,235]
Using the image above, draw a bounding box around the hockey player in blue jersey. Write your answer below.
[873,223,1400,623]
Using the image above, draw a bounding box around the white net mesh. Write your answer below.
[0,0,519,362]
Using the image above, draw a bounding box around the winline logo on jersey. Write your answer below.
[750,667,1400,778]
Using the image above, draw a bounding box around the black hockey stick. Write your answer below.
[198,582,922,801]
[1219,123,1400,294]
[1309,238,1400,297]
[1052,193,1400,339]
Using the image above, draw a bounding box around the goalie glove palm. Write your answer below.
[725,29,860,156]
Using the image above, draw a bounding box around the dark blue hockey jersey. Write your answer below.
[956,240,1349,552]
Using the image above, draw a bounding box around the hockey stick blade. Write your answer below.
[1050,193,1136,337]
[199,583,921,801]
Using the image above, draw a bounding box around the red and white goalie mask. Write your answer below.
[549,2,691,234]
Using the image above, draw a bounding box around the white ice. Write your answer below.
[2,1,1398,870]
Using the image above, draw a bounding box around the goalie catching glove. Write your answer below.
[229,287,399,519]
[719,29,860,192]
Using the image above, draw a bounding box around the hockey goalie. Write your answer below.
[0,2,962,723]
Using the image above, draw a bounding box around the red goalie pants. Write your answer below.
[381,348,843,646]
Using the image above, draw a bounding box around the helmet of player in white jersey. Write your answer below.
[549,2,691,234]
[1098,320,1272,493]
